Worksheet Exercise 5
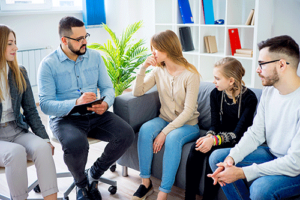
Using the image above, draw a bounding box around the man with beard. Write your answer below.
[208,35,300,200]
[38,16,134,200]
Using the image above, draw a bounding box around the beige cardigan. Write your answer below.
[133,65,200,135]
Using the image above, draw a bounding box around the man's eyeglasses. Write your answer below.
[64,33,90,43]
[258,59,289,69]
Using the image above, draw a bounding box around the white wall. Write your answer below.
[1,0,299,94]
[272,0,300,76]
[251,0,300,88]
[0,0,155,101]
[0,0,155,52]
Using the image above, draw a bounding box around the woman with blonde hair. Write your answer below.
[0,25,58,200]
[185,57,258,200]
[131,30,201,200]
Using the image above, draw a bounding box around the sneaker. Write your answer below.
[131,180,154,200]
[76,186,91,200]
[86,169,102,200]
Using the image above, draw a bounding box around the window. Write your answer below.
[52,0,81,9]
[0,0,82,11]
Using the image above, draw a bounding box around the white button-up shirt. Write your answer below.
[0,63,15,123]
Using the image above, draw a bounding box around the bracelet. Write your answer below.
[206,130,216,136]
[214,135,218,146]
[212,136,216,146]
[217,135,222,145]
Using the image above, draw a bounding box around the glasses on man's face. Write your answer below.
[258,59,290,69]
[64,33,90,43]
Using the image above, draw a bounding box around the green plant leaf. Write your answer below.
[88,20,149,96]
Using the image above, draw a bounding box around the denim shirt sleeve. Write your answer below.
[38,61,77,117]
[97,54,115,108]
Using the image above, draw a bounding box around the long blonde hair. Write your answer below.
[215,57,245,103]
[0,25,26,101]
[150,30,200,75]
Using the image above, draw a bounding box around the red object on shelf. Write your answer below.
[228,28,241,55]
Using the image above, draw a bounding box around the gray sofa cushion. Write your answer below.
[196,82,215,131]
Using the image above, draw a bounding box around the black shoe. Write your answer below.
[131,180,154,200]
[88,180,102,200]
[76,187,91,200]
[86,169,102,200]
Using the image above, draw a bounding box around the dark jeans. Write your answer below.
[50,111,134,188]
[185,142,233,200]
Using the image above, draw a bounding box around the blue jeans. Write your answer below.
[138,117,200,193]
[209,147,300,200]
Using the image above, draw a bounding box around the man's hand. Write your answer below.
[195,136,214,153]
[48,142,55,155]
[208,156,245,186]
[87,101,108,115]
[76,92,96,105]
[153,132,166,154]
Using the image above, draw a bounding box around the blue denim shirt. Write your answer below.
[38,46,115,118]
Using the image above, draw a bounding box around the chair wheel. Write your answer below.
[110,164,116,172]
[108,186,117,194]
[63,197,69,200]
[34,185,41,193]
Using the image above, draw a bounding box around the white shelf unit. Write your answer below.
[154,0,273,88]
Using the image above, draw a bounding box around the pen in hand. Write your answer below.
[77,89,84,95]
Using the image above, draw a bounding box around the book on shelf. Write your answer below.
[245,9,254,25]
[178,0,194,24]
[234,53,252,58]
[179,27,195,51]
[234,48,253,58]
[204,35,218,53]
[228,28,241,55]
[201,0,205,24]
[236,48,253,55]
[202,0,215,24]
[251,12,255,25]
[204,36,210,53]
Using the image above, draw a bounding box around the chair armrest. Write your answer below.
[113,87,160,132]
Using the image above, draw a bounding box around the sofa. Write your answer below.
[113,81,300,200]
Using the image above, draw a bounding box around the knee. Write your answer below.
[62,136,89,154]
[250,179,274,200]
[164,134,181,151]
[32,142,52,160]
[188,143,199,158]
[121,125,135,146]
[3,145,26,166]
[208,149,228,171]
[139,123,154,141]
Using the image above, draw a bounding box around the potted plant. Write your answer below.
[88,21,149,96]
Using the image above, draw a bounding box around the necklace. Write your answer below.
[223,92,239,106]
[220,87,246,120]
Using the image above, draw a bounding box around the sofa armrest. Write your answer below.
[113,87,160,132]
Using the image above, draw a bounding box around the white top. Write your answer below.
[229,86,300,181]
[0,64,15,123]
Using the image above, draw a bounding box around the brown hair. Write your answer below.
[215,57,245,103]
[59,16,85,38]
[150,30,200,75]
[0,25,26,101]
[258,35,299,69]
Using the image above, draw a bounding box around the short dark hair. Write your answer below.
[258,35,299,68]
[58,16,84,38]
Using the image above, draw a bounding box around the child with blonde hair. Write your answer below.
[185,57,258,200]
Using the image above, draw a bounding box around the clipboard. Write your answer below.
[64,96,106,117]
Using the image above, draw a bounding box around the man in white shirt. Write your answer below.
[208,35,300,200]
